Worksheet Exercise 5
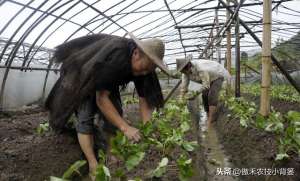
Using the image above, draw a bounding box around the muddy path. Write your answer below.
[188,97,238,181]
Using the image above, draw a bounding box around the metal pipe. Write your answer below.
[235,5,240,98]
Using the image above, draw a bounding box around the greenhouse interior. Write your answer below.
[0,0,299,180]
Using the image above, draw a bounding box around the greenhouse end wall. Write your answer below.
[0,69,59,111]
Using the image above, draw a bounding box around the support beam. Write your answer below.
[164,80,182,104]
[199,0,245,58]
[175,20,261,29]
[207,18,216,59]
[260,0,272,116]
[215,6,221,63]
[243,64,260,74]
[226,0,232,75]
[235,4,240,98]
[0,65,60,71]
[164,0,186,57]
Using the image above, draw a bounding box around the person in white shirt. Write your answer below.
[176,57,230,126]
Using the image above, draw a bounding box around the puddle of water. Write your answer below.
[189,96,238,181]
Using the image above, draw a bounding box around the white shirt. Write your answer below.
[181,59,230,93]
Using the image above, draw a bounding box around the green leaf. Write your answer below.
[36,122,49,135]
[95,164,111,181]
[98,149,106,163]
[151,157,169,178]
[62,160,86,179]
[125,152,145,171]
[182,141,198,152]
[255,114,266,129]
[147,138,163,149]
[180,122,190,133]
[177,155,193,181]
[110,131,128,159]
[240,118,248,128]
[275,153,289,161]
[287,111,300,122]
[265,122,284,133]
[140,121,154,137]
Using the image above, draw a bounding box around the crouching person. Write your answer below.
[45,32,169,178]
[176,58,230,126]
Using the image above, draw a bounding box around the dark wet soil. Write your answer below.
[0,107,82,181]
[243,93,300,113]
[214,94,300,181]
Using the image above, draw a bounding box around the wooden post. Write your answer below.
[215,8,221,63]
[235,1,241,97]
[259,0,272,116]
[224,0,232,94]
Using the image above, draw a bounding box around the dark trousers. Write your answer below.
[202,77,224,112]
[75,92,122,151]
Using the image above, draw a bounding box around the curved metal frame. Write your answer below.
[0,0,299,108]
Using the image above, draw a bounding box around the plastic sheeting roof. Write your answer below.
[0,0,299,69]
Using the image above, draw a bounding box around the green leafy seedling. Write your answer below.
[95,164,111,181]
[62,160,87,179]
[177,154,193,181]
[275,153,289,161]
[150,157,169,178]
[36,122,49,135]
[182,141,198,152]
[125,152,145,171]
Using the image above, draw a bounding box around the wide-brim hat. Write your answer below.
[176,55,192,72]
[128,32,170,75]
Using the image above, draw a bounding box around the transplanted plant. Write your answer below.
[51,99,198,180]
[108,99,198,180]
[36,121,50,135]
[50,160,87,181]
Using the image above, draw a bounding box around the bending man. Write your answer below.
[46,33,168,175]
[176,58,230,126]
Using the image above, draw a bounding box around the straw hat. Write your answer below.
[176,54,192,72]
[128,32,169,75]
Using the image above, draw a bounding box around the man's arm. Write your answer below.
[138,97,153,123]
[201,71,211,89]
[96,90,141,141]
[180,73,190,98]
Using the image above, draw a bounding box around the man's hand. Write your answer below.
[97,90,142,142]
[121,125,141,142]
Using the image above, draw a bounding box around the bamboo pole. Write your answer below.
[226,0,232,92]
[259,0,272,116]
[215,8,221,63]
[226,0,232,74]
